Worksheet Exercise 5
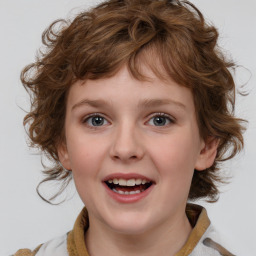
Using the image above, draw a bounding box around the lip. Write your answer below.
[103,173,155,203]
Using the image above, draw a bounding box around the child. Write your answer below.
[14,0,245,255]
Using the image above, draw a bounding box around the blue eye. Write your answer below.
[148,114,173,126]
[84,115,108,127]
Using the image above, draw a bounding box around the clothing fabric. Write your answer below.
[12,204,235,256]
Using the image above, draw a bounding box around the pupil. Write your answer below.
[154,117,166,126]
[92,116,104,126]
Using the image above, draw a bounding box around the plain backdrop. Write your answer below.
[0,0,255,255]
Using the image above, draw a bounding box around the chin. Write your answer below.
[105,213,154,236]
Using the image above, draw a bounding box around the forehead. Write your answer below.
[67,65,195,114]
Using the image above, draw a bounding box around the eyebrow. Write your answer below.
[71,98,186,111]
[138,98,186,109]
[72,99,110,110]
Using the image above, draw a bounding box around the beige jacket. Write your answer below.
[13,204,235,256]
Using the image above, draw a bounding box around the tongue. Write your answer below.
[114,184,146,192]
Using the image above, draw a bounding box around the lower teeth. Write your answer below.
[112,189,143,195]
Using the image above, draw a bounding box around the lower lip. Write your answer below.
[103,182,154,203]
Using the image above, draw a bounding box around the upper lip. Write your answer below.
[103,173,155,183]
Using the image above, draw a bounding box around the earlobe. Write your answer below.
[57,142,72,171]
[195,137,219,171]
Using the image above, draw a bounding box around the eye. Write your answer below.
[147,113,174,127]
[83,114,109,127]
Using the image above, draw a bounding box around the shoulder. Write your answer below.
[11,208,89,256]
[12,233,69,256]
[183,204,235,256]
[190,224,235,256]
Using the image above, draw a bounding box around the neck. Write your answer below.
[85,211,192,256]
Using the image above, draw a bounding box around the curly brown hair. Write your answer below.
[21,0,245,203]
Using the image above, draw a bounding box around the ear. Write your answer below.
[57,142,72,171]
[195,136,219,171]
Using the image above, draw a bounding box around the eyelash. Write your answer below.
[82,113,109,128]
[147,113,174,127]
[82,112,175,128]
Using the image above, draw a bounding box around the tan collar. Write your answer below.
[67,208,90,256]
[67,204,210,256]
[175,204,210,256]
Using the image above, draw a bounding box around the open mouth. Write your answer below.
[105,178,153,195]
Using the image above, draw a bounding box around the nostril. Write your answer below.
[113,154,137,160]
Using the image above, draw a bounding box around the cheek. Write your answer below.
[148,133,200,199]
[68,142,104,203]
[149,137,197,203]
[67,137,105,178]
[149,134,198,173]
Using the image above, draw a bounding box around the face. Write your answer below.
[59,65,216,235]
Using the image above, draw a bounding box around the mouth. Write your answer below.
[104,178,153,195]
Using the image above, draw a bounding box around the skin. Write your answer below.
[58,65,218,256]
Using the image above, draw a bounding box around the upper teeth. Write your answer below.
[107,178,150,186]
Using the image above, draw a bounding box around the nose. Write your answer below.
[109,122,145,162]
